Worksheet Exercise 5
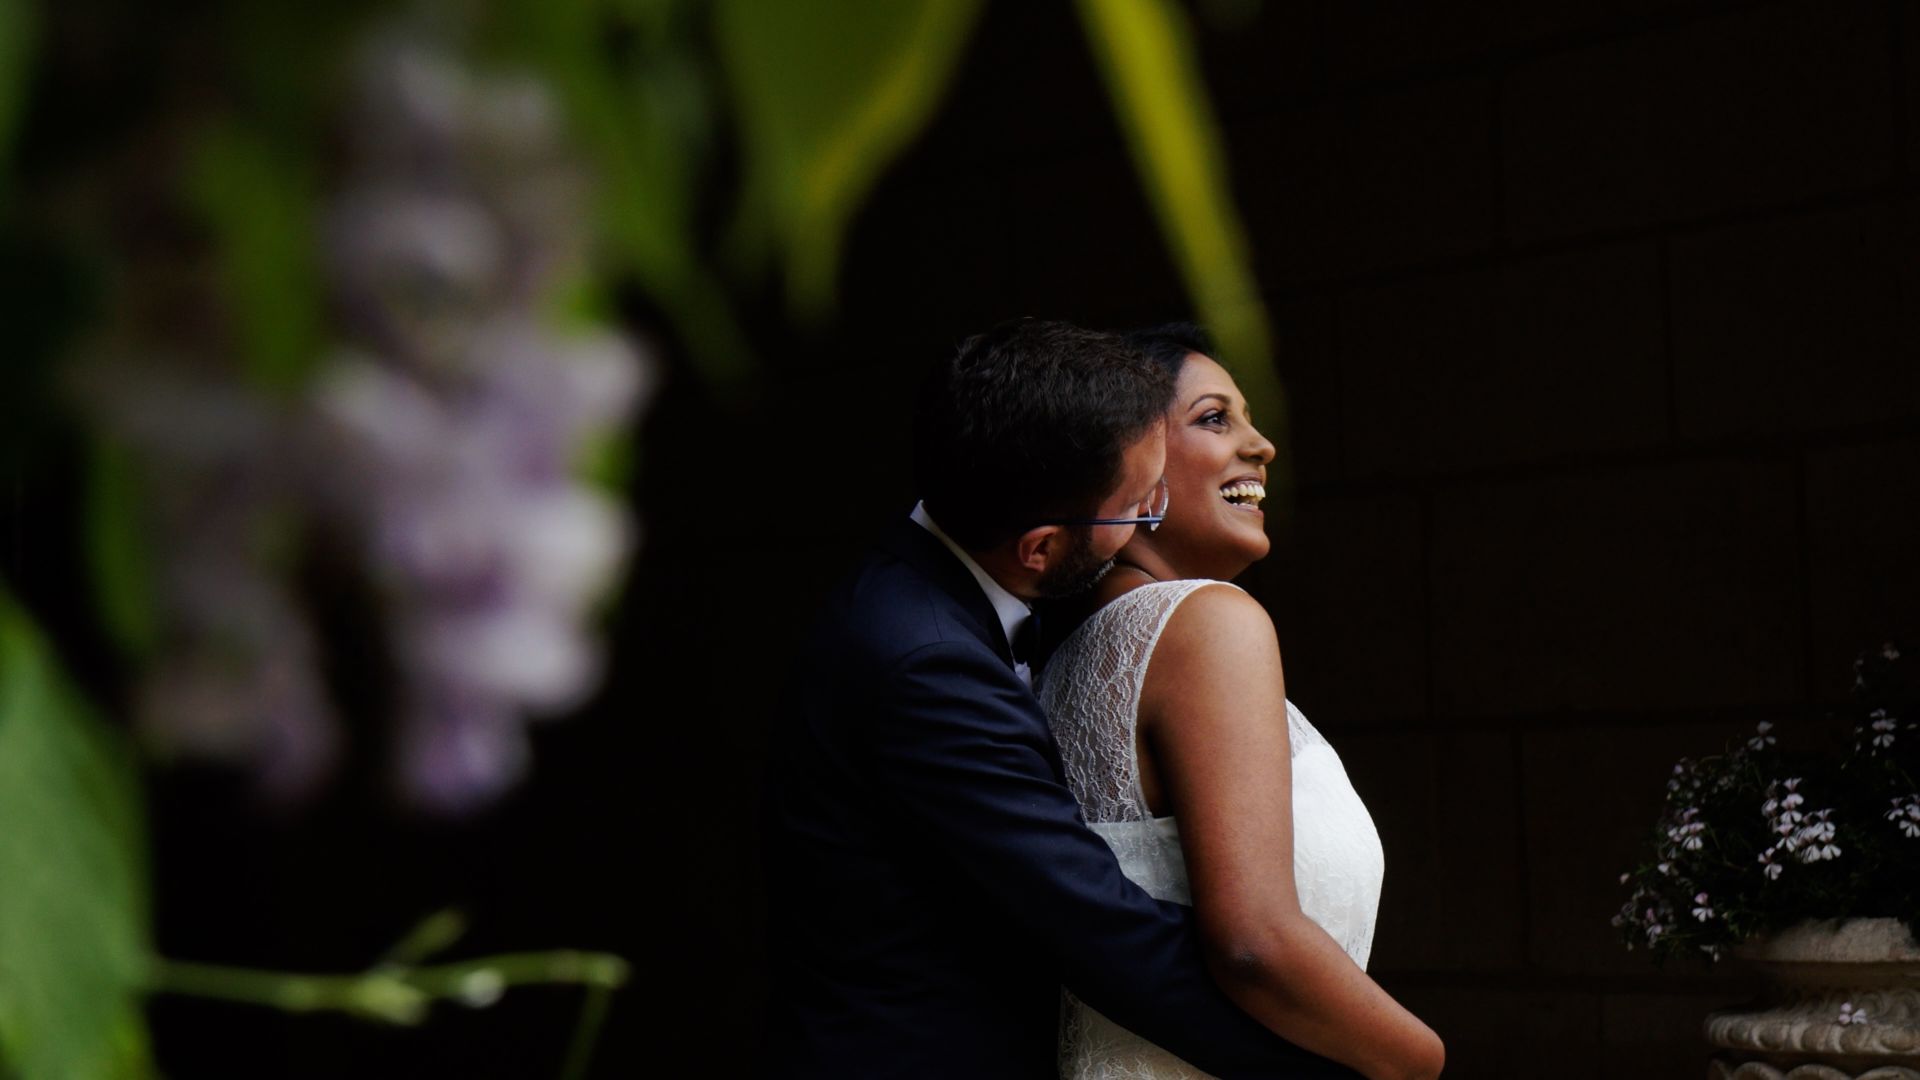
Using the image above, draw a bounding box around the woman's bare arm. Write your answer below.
[1138,585,1444,1080]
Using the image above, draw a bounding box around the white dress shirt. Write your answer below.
[910,502,1035,686]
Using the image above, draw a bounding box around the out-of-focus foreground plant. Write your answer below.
[0,0,1275,1074]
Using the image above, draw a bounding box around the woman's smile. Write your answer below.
[1217,476,1267,514]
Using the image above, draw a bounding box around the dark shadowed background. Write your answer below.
[8,1,1920,1078]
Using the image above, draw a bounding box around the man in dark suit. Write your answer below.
[763,320,1358,1078]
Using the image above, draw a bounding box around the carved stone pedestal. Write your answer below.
[1707,1064,1920,1080]
[1706,919,1920,1080]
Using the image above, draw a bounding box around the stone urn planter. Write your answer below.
[1706,918,1920,1079]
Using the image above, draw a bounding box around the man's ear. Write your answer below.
[1013,525,1065,573]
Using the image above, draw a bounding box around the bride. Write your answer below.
[1039,326,1445,1080]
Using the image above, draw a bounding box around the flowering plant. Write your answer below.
[1614,643,1920,961]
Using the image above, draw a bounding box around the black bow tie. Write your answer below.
[1011,613,1041,667]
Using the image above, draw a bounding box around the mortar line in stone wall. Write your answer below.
[1327,285,1348,486]
[1417,490,1435,726]
[1305,0,1330,103]
[1508,720,1532,973]
[1792,453,1817,711]
[1335,701,1814,737]
[1373,969,1760,996]
[1488,73,1508,253]
[1891,0,1911,182]
[1291,417,1920,503]
[1657,237,1679,447]
[1249,183,1915,314]
[897,2,1793,190]
[1217,0,1784,120]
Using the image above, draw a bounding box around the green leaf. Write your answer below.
[488,0,759,385]
[1073,0,1287,473]
[0,0,35,177]
[495,0,702,284]
[84,436,159,661]
[185,123,324,397]
[714,0,983,317]
[0,589,155,1078]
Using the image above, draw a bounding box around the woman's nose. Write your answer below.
[1244,426,1276,464]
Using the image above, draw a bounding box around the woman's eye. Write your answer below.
[1196,410,1228,428]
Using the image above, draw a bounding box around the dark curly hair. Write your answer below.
[912,319,1174,551]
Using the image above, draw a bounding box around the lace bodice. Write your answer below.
[1038,580,1385,1079]
[1044,581,1328,824]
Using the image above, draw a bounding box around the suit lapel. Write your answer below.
[878,517,1017,669]
[879,516,1064,775]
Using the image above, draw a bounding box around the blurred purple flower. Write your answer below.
[80,21,652,814]
[311,28,652,812]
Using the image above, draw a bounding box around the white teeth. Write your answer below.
[1219,481,1266,505]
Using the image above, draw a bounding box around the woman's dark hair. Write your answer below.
[1123,322,1214,378]
[912,318,1174,551]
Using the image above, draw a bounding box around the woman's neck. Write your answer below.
[1090,545,1178,607]
[1108,540,1253,594]
[1112,542,1179,586]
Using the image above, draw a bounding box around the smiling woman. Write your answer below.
[1036,325,1444,1080]
[1114,325,1278,584]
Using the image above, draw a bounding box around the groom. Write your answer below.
[762,319,1357,1078]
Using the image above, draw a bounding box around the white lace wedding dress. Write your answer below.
[1039,580,1385,1080]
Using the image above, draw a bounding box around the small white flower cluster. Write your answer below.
[1642,906,1668,945]
[1690,892,1715,922]
[1665,760,1693,796]
[1837,1001,1869,1026]
[1868,708,1898,750]
[1854,642,1901,691]
[1794,812,1841,862]
[1885,795,1920,839]
[1609,888,1676,950]
[1757,778,1843,876]
[1667,806,1707,851]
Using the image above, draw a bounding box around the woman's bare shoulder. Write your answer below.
[1150,582,1282,688]
[1163,582,1276,646]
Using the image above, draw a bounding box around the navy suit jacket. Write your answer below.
[761,517,1361,1079]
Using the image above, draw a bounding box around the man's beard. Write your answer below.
[1035,527,1116,598]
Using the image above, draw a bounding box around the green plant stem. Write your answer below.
[150,950,630,1026]
[559,982,614,1080]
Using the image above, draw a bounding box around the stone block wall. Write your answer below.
[1211,3,1913,1075]
[671,1,1920,1075]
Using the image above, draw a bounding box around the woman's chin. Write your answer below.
[1229,521,1271,571]
[1202,535,1268,580]
[1223,505,1270,546]
[1240,538,1271,571]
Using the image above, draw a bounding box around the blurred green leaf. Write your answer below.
[186,124,324,396]
[0,588,154,1079]
[377,909,470,968]
[1073,0,1286,470]
[0,0,32,179]
[83,436,159,662]
[496,0,702,285]
[489,0,758,384]
[715,0,983,318]
[217,0,377,131]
